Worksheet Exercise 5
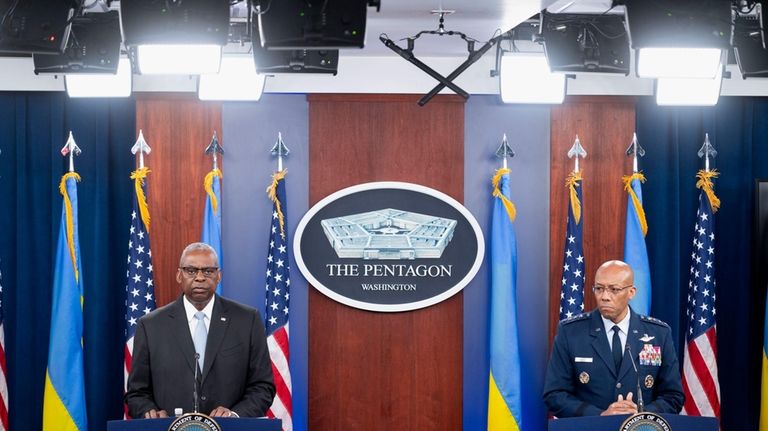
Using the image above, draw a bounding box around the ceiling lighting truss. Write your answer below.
[379,10,501,106]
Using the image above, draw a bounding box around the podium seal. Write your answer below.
[620,412,672,431]
[168,413,221,431]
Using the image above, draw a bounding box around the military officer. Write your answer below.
[543,260,684,417]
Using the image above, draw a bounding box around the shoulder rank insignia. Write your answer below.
[639,315,670,328]
[562,312,591,325]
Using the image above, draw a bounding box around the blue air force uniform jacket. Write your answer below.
[543,309,684,417]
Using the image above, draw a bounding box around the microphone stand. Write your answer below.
[194,353,200,414]
[626,344,644,413]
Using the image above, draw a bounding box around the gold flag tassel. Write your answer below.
[267,169,288,237]
[204,168,223,216]
[622,172,648,236]
[130,167,152,231]
[565,171,583,224]
[59,172,82,282]
[696,169,721,213]
[492,168,517,222]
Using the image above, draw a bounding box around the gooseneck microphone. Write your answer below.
[626,343,644,413]
[194,353,200,414]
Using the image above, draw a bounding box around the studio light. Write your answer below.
[656,65,723,106]
[499,53,566,104]
[637,48,723,79]
[121,0,229,75]
[65,57,132,98]
[136,45,222,75]
[625,0,731,79]
[198,56,266,101]
[733,2,768,78]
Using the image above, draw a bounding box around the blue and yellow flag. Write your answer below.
[487,168,522,431]
[623,173,651,315]
[43,172,87,431]
[760,287,768,431]
[202,168,223,294]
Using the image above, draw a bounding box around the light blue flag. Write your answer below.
[624,175,651,315]
[43,173,87,430]
[487,169,522,430]
[202,169,223,294]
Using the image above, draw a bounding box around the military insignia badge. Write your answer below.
[639,343,662,366]
[644,375,654,389]
[621,412,671,431]
[639,334,655,342]
[168,413,221,431]
[579,371,590,384]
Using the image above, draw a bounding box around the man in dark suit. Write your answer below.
[543,260,684,417]
[125,242,276,418]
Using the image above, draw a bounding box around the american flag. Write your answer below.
[265,171,292,431]
[0,264,8,430]
[124,169,156,418]
[681,171,721,418]
[560,173,585,320]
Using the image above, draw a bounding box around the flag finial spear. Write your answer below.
[698,133,717,172]
[495,133,515,169]
[131,129,151,169]
[625,132,645,173]
[567,135,587,173]
[205,131,224,170]
[60,131,81,172]
[270,132,290,172]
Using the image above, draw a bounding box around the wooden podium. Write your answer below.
[107,417,281,431]
[548,413,718,431]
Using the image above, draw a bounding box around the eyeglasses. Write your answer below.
[179,266,219,278]
[592,284,633,296]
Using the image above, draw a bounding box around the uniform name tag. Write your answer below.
[574,357,593,363]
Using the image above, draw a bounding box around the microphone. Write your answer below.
[626,343,644,413]
[193,353,200,414]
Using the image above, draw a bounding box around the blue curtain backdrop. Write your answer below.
[0,92,135,431]
[637,96,768,431]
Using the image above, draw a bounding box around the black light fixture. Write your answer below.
[0,0,77,54]
[33,11,121,74]
[733,1,768,77]
[255,0,379,50]
[541,11,630,75]
[120,0,230,74]
[251,18,339,75]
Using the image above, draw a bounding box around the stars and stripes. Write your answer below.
[0,264,8,431]
[681,171,721,419]
[265,171,292,431]
[559,173,585,320]
[124,169,155,418]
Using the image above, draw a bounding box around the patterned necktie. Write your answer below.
[193,311,207,371]
[612,325,623,371]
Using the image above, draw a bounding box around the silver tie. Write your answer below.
[193,311,207,371]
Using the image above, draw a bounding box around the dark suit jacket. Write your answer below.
[125,295,276,417]
[543,309,684,417]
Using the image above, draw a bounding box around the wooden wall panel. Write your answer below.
[135,94,222,307]
[548,96,635,339]
[307,94,464,430]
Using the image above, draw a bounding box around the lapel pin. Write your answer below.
[221,317,227,321]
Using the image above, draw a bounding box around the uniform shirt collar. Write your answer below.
[601,307,631,335]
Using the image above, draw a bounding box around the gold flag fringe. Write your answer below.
[565,171,583,224]
[622,172,648,236]
[492,168,517,222]
[130,167,152,231]
[204,168,223,216]
[696,170,721,213]
[59,172,82,282]
[267,169,288,237]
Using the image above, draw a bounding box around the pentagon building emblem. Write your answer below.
[320,209,457,260]
[295,182,484,312]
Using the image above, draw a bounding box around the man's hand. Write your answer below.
[600,392,638,416]
[143,409,168,418]
[210,406,237,417]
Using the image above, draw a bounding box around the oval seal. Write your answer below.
[167,413,221,431]
[620,412,672,431]
[294,182,485,312]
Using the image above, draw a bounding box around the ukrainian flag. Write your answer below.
[760,288,768,431]
[624,173,651,316]
[43,173,87,431]
[487,168,522,431]
[202,168,223,294]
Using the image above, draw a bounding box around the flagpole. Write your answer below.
[567,135,586,172]
[271,132,290,172]
[698,133,717,172]
[60,131,81,172]
[131,130,151,168]
[205,131,224,169]
[626,132,645,173]
[495,133,514,169]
